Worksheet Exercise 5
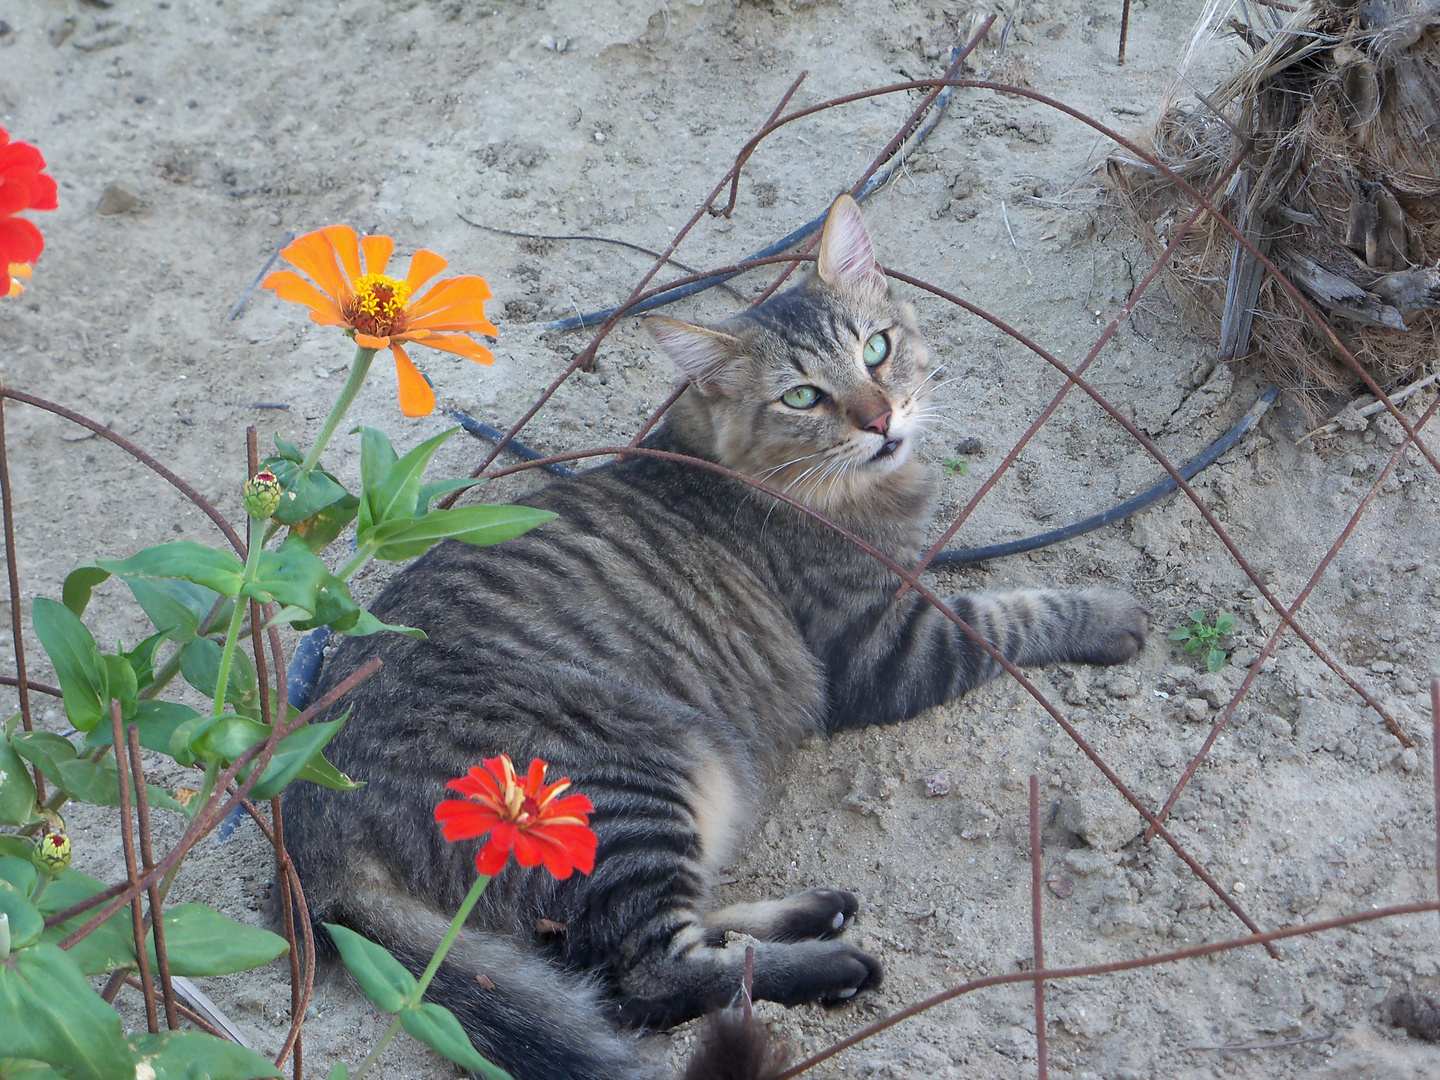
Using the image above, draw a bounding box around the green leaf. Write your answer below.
[289,576,361,635]
[245,536,333,612]
[95,542,245,598]
[12,733,182,814]
[120,632,167,696]
[0,837,36,860]
[265,458,352,527]
[1215,612,1236,635]
[355,427,400,535]
[243,719,347,801]
[339,610,427,640]
[272,434,304,464]
[179,639,256,705]
[324,1064,348,1080]
[288,494,360,553]
[146,904,288,977]
[0,943,133,1080]
[368,505,556,562]
[0,736,37,826]
[0,1059,65,1080]
[1186,609,1206,624]
[101,655,138,722]
[83,701,204,760]
[414,478,478,517]
[61,565,111,618]
[1207,646,1226,673]
[124,578,220,646]
[31,599,108,733]
[400,1002,514,1080]
[359,426,461,535]
[324,923,415,1013]
[0,881,44,949]
[129,1031,281,1080]
[37,868,137,976]
[1167,626,1192,642]
[0,856,37,896]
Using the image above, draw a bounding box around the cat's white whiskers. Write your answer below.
[908,364,948,401]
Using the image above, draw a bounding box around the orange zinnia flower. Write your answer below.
[262,225,498,417]
[434,755,598,879]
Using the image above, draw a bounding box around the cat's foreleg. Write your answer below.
[827,587,1149,728]
[702,888,859,942]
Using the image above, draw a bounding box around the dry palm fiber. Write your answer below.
[1108,0,1440,418]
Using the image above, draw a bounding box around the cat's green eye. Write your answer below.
[781,385,822,409]
[863,331,890,368]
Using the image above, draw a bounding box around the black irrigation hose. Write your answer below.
[446,410,578,477]
[538,46,968,333]
[931,385,1280,567]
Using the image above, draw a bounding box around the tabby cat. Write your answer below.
[280,196,1149,1080]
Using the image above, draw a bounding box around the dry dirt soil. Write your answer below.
[3,0,1440,1078]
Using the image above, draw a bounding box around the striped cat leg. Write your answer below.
[828,586,1149,727]
[703,889,859,941]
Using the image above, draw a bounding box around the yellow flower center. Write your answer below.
[346,273,411,338]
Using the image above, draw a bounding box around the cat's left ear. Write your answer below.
[816,194,886,295]
[645,316,742,396]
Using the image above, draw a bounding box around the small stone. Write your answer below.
[1063,848,1111,875]
[1045,871,1074,898]
[1065,673,1091,706]
[1370,660,1395,674]
[1195,672,1229,708]
[1056,788,1135,852]
[1399,748,1420,773]
[1105,672,1138,699]
[1261,713,1293,738]
[96,181,142,216]
[592,131,606,143]
[1397,673,1420,695]
[1183,698,1210,724]
[923,769,951,797]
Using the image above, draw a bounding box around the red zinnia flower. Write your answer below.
[435,755,597,879]
[0,127,57,298]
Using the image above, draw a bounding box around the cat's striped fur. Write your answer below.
[280,197,1148,1080]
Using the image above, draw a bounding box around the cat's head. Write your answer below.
[645,195,935,514]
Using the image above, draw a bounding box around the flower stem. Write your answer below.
[337,543,378,583]
[211,518,264,717]
[352,873,492,1080]
[300,345,377,473]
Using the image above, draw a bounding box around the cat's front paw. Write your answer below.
[1075,590,1150,666]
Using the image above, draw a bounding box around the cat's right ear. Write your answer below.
[645,316,742,396]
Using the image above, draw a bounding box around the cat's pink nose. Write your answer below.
[862,410,891,434]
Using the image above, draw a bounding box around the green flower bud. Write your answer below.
[243,469,283,520]
[35,831,71,876]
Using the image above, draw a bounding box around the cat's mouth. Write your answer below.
[870,436,904,462]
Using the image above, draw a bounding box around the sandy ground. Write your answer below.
[3,0,1440,1077]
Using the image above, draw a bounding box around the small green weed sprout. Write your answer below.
[942,457,969,476]
[1169,609,1237,672]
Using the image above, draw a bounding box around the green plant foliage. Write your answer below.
[0,881,44,950]
[128,1032,281,1080]
[0,943,133,1080]
[143,904,288,977]
[30,600,108,733]
[399,1002,514,1080]
[324,923,414,1013]
[1169,608,1237,673]
[941,457,969,476]
[9,733,184,814]
[0,738,36,827]
[36,868,137,976]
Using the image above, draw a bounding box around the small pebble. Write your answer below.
[1183,697,1210,724]
[1045,871,1074,899]
[924,769,951,797]
[96,180,143,216]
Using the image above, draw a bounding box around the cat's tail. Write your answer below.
[330,876,787,1080]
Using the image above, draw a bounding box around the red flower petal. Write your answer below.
[0,217,43,264]
[28,173,57,212]
[524,758,548,796]
[475,836,512,876]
